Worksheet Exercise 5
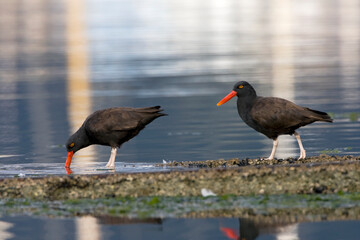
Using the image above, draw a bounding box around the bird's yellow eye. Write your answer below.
[69,143,75,148]
[238,85,244,89]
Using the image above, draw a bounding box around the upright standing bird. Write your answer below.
[65,106,166,170]
[217,81,333,160]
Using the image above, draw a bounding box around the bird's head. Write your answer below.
[65,128,90,169]
[66,135,82,154]
[217,81,257,106]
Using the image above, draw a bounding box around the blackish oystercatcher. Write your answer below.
[65,106,166,171]
[217,81,333,160]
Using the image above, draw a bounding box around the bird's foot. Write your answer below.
[264,155,275,160]
[105,163,115,169]
[298,150,306,160]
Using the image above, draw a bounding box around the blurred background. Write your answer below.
[0,0,359,168]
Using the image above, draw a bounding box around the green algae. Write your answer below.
[1,193,360,220]
[320,147,353,154]
[328,112,359,122]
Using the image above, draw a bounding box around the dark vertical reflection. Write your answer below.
[0,80,19,158]
[0,0,68,164]
[21,0,53,163]
[0,1,20,158]
[18,1,68,163]
[239,218,259,240]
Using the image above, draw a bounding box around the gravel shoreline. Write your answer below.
[0,155,359,200]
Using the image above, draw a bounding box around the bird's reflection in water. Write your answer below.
[94,216,299,240]
[96,216,163,226]
[221,218,299,240]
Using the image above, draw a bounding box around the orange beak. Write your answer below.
[65,151,74,168]
[217,90,237,106]
[65,167,73,175]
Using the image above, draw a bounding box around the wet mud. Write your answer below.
[0,155,359,200]
[1,155,360,222]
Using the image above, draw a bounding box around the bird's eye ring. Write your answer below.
[69,143,75,148]
[238,85,244,89]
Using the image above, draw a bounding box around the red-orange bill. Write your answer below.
[65,151,74,168]
[217,90,237,106]
[65,167,73,174]
[220,227,239,240]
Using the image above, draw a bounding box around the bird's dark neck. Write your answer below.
[74,126,91,149]
[236,94,257,121]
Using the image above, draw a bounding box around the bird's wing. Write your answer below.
[84,108,142,133]
[250,97,311,130]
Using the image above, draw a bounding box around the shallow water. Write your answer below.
[0,162,181,178]
[0,0,360,238]
[0,0,359,176]
[1,193,360,239]
[1,216,359,240]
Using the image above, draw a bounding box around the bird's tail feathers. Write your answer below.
[306,108,333,122]
[136,106,167,116]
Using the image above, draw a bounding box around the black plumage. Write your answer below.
[65,106,166,170]
[217,81,333,159]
